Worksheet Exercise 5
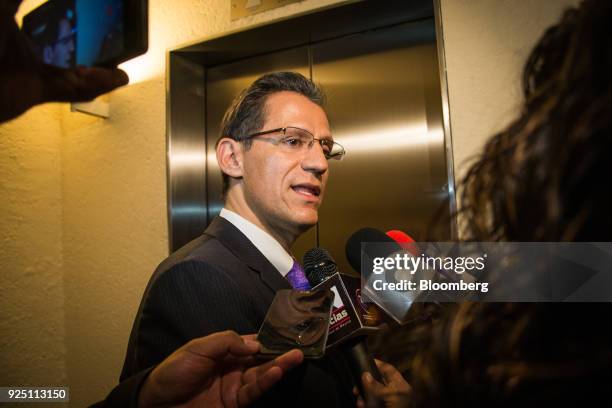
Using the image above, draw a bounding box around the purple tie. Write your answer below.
[286,260,312,291]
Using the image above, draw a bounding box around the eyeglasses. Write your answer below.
[242,127,345,161]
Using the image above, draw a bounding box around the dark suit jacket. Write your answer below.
[90,369,151,408]
[120,216,355,406]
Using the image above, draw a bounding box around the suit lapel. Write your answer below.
[204,217,292,293]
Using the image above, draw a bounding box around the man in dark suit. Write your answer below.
[121,72,354,406]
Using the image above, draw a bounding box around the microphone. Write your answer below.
[386,229,415,243]
[347,227,465,324]
[346,228,431,325]
[302,247,337,287]
[303,247,383,346]
[384,229,462,283]
[386,230,418,254]
[303,248,385,406]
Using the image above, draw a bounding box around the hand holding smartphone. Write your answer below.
[0,1,135,121]
[21,0,147,68]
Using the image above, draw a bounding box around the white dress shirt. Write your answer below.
[219,208,294,276]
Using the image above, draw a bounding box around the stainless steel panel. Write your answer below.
[167,54,207,251]
[205,48,311,220]
[434,0,458,238]
[289,19,452,274]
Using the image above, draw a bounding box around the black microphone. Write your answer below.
[346,227,463,282]
[303,248,384,407]
[303,247,383,345]
[346,227,458,324]
[345,227,399,277]
[345,227,424,325]
[303,247,337,286]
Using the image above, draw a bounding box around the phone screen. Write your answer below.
[257,289,334,359]
[23,0,127,68]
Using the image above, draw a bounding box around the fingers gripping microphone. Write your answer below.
[303,248,384,406]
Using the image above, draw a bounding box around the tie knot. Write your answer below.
[286,260,311,291]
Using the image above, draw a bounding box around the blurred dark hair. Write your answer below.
[409,302,612,408]
[405,1,612,406]
[459,0,612,241]
[217,71,326,195]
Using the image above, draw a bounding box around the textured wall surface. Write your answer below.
[60,78,170,407]
[440,0,579,183]
[0,102,66,387]
[0,0,581,406]
[0,0,66,390]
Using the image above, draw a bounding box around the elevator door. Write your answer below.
[305,19,451,274]
[204,19,452,274]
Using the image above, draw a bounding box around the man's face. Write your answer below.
[52,19,74,68]
[241,91,330,236]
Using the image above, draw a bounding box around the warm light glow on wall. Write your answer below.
[16,0,49,23]
[118,1,186,85]
[118,50,164,85]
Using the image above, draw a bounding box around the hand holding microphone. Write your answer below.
[303,247,385,408]
[137,331,304,408]
[353,359,412,408]
[344,228,420,408]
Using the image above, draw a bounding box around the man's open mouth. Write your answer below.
[291,184,321,197]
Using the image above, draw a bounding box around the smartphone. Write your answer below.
[257,289,334,360]
[21,0,148,68]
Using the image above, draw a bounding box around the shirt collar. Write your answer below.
[219,208,294,276]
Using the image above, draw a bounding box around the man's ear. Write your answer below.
[216,137,244,178]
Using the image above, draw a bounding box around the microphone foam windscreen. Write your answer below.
[345,228,398,275]
[303,247,338,286]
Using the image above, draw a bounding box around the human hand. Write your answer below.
[138,330,304,408]
[0,4,128,122]
[353,359,411,408]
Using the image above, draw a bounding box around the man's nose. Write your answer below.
[301,142,328,175]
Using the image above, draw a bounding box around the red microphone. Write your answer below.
[386,229,459,284]
[386,230,418,255]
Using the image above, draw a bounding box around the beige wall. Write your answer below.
[440,0,578,182]
[0,0,578,406]
[59,79,170,405]
[0,0,66,390]
[0,102,66,387]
